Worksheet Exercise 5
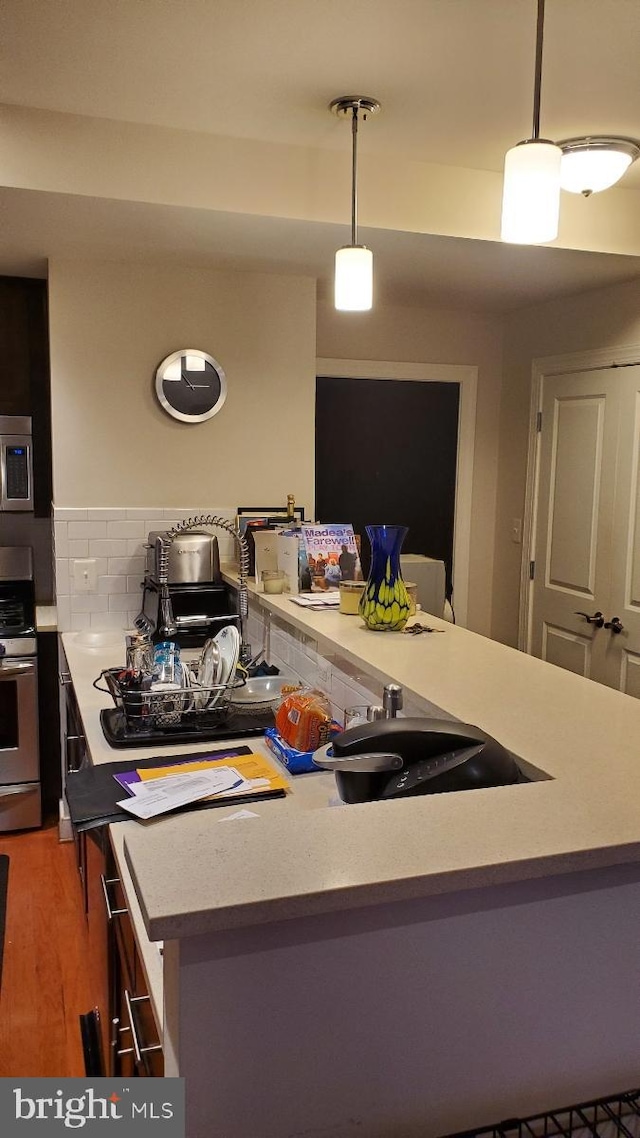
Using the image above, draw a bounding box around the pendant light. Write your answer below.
[501,0,562,244]
[558,136,640,196]
[330,95,381,311]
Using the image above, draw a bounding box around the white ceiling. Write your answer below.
[2,0,640,310]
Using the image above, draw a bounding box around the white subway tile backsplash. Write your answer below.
[90,539,129,557]
[108,556,144,575]
[127,539,146,556]
[71,594,109,614]
[107,520,146,539]
[91,611,132,631]
[55,559,70,596]
[127,575,144,593]
[98,575,127,594]
[109,592,139,612]
[329,675,347,710]
[54,508,88,521]
[56,596,71,630]
[68,520,107,540]
[87,508,126,521]
[68,539,89,557]
[54,533,69,558]
[70,613,92,631]
[126,508,157,521]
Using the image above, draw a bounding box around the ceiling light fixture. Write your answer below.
[330,95,381,311]
[558,136,640,196]
[501,0,562,244]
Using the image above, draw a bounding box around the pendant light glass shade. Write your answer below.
[501,0,561,244]
[501,139,562,243]
[335,245,373,311]
[330,95,380,313]
[559,138,640,196]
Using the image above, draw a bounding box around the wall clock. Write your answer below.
[155,349,227,423]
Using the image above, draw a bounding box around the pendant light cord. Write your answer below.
[351,105,359,246]
[532,0,545,140]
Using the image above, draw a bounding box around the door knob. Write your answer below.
[574,611,604,628]
[604,616,624,634]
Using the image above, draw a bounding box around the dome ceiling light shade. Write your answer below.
[330,95,380,311]
[559,137,640,196]
[501,0,561,245]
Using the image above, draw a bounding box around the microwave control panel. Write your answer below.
[5,447,30,500]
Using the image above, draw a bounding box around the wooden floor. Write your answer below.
[0,817,93,1076]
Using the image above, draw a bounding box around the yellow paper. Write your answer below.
[136,752,289,796]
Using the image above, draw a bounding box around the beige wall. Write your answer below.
[48,259,316,512]
[317,300,504,637]
[493,276,640,647]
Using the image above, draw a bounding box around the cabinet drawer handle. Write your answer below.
[100,874,128,921]
[124,990,162,1064]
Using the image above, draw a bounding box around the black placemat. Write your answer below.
[0,854,9,992]
[66,746,285,831]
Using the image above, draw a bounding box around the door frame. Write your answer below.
[316,358,477,628]
[520,340,640,652]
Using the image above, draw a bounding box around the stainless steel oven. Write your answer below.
[0,546,40,830]
[0,415,33,512]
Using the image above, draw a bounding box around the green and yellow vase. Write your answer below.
[359,524,410,631]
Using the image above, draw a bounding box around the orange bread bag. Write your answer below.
[275,688,332,753]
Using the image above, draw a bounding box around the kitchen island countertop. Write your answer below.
[63,587,640,943]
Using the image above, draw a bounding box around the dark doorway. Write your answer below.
[315,375,460,598]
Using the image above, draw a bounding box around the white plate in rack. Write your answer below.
[215,625,240,686]
[208,625,240,707]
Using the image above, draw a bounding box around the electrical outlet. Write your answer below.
[73,558,98,594]
[511,518,522,544]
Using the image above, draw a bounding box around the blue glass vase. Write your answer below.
[358,524,410,631]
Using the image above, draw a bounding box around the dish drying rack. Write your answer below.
[442,1087,640,1138]
[95,666,239,730]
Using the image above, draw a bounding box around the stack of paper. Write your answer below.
[114,750,289,821]
[290,592,340,608]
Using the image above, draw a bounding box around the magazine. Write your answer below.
[301,523,362,590]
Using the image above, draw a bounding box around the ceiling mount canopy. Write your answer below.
[501,0,562,245]
[329,95,381,312]
[558,136,640,196]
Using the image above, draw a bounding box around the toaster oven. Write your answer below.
[144,530,222,584]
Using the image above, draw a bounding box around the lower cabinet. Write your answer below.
[79,826,164,1077]
[110,868,164,1078]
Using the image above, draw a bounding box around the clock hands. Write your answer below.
[181,370,209,390]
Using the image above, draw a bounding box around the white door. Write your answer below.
[530,365,640,694]
[606,366,640,695]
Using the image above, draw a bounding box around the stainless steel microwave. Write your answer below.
[0,416,33,512]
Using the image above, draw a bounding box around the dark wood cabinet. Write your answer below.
[107,847,164,1078]
[77,824,164,1077]
[84,827,116,1072]
[0,276,52,517]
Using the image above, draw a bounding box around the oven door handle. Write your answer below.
[0,662,35,678]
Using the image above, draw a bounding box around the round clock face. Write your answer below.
[155,350,227,423]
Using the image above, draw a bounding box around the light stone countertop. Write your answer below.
[63,590,640,942]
